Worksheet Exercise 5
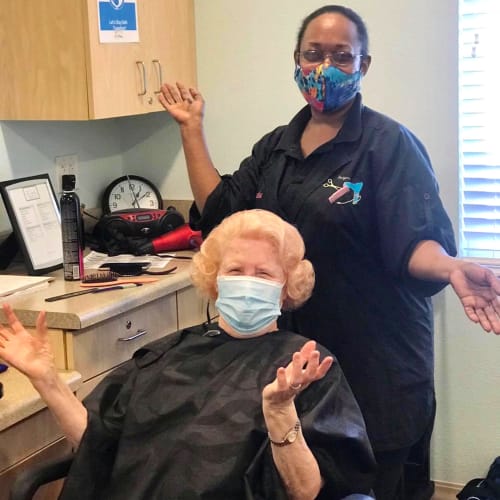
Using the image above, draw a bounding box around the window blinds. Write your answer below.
[459,0,500,258]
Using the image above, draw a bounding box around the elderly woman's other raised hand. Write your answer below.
[0,303,57,383]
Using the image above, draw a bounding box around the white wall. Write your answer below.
[0,119,123,232]
[0,0,499,486]
[0,114,190,234]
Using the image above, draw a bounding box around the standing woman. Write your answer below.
[159,5,500,499]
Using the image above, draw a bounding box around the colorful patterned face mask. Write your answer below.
[294,63,362,113]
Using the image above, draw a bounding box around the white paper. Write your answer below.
[5,179,62,271]
[0,275,53,298]
[84,251,173,272]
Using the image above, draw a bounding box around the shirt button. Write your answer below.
[423,193,431,200]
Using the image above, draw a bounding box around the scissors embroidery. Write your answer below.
[323,178,339,189]
[324,179,363,205]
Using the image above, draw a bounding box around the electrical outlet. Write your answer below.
[55,154,78,192]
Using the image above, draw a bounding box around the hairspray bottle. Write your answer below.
[60,174,84,280]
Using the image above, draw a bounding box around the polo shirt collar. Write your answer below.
[276,93,364,156]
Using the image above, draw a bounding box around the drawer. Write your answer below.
[65,295,177,381]
[76,369,112,401]
[177,286,216,330]
[0,407,62,473]
[0,437,71,500]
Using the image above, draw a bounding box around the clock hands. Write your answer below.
[126,175,141,208]
[137,191,150,203]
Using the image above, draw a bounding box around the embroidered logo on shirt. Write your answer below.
[323,178,363,205]
[256,192,263,199]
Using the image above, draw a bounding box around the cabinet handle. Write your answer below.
[118,328,148,341]
[152,59,163,94]
[136,61,147,96]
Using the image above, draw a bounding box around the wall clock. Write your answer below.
[102,175,163,213]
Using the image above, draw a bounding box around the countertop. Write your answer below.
[0,367,81,432]
[0,251,197,330]
[0,250,197,433]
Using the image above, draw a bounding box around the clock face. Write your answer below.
[103,175,163,213]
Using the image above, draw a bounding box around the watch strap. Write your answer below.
[268,420,301,447]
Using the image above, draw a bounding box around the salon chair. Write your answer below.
[9,455,376,500]
[9,453,73,500]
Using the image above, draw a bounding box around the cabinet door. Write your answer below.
[177,286,217,330]
[0,0,196,120]
[0,0,89,120]
[146,0,198,112]
[0,408,65,473]
[85,0,197,119]
[85,0,148,118]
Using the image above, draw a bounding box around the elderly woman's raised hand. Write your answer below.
[0,303,56,383]
[158,82,205,127]
[262,340,334,407]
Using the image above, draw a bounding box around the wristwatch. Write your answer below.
[268,420,301,447]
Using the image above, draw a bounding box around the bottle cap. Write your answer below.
[62,174,76,191]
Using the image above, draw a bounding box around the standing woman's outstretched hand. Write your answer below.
[0,303,57,383]
[158,82,205,127]
[450,262,500,334]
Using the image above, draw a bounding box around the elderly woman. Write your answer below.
[0,209,375,500]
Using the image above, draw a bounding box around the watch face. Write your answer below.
[103,175,163,213]
[287,429,298,443]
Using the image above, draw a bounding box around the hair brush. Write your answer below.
[81,271,160,287]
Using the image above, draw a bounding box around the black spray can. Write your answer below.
[60,174,84,280]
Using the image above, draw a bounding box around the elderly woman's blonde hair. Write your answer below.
[191,209,314,310]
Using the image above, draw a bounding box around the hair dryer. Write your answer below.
[137,224,203,254]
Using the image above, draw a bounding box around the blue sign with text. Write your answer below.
[98,0,137,31]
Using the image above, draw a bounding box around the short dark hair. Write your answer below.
[295,5,369,56]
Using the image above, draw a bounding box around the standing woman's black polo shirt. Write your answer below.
[190,93,457,452]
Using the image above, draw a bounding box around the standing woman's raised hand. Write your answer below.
[158,82,205,126]
[0,303,57,382]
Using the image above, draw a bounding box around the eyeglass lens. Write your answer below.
[301,50,359,66]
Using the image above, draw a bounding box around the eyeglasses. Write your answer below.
[299,50,362,67]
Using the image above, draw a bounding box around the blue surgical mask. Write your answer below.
[215,276,283,335]
[294,63,362,113]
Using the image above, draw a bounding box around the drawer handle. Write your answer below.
[118,329,148,341]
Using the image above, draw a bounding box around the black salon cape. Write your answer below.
[59,325,376,500]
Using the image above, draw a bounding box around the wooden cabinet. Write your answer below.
[0,435,71,500]
[177,286,214,330]
[66,292,179,397]
[0,0,197,120]
[63,286,210,397]
[0,370,80,500]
